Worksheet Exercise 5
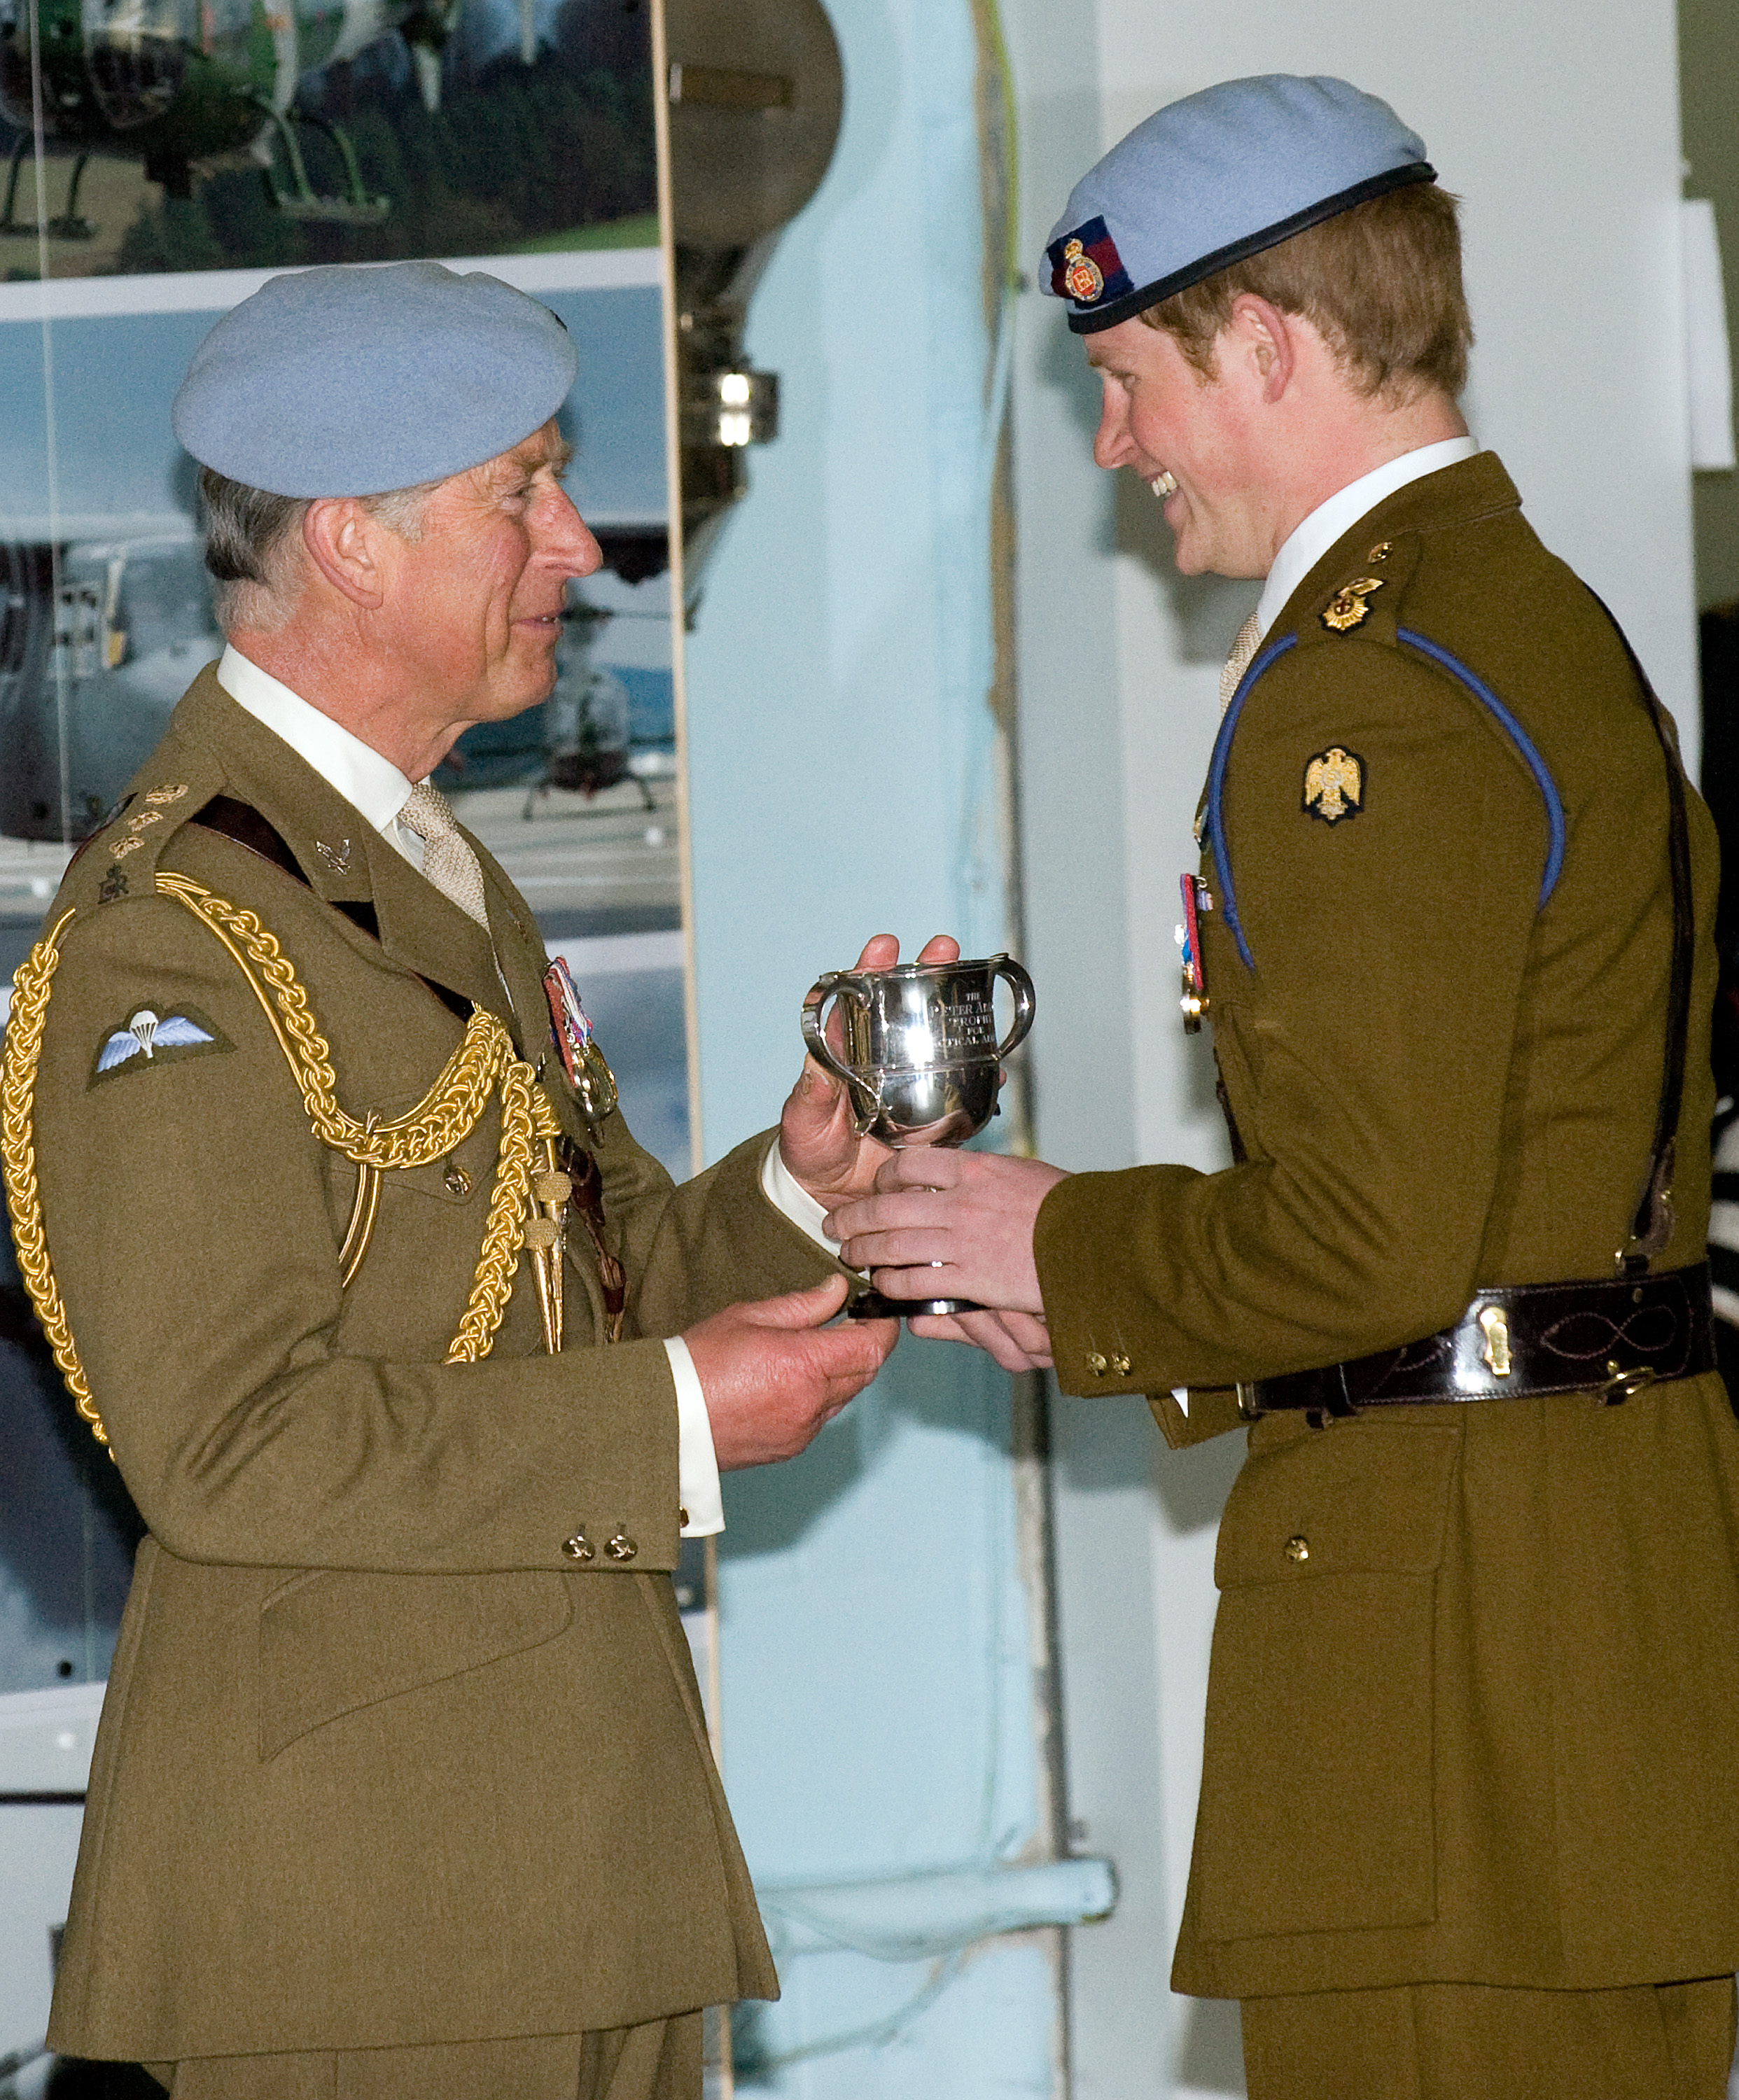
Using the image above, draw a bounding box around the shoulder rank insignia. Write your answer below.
[1303,747,1364,826]
[92,1006,230,1086]
[1320,576,1385,632]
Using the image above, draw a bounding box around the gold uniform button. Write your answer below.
[1087,1352,1108,1376]
[1285,1535,1310,1564]
[1111,1352,1132,1376]
[562,1530,595,1562]
[444,1163,471,1198]
[605,1532,638,1562]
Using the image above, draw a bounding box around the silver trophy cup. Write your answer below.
[800,953,1035,1318]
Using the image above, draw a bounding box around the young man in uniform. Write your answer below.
[830,76,1739,2097]
[10,261,907,2099]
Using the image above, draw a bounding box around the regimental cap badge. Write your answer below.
[1320,575,1385,632]
[1045,215,1135,309]
[1303,746,1365,826]
[1062,239,1104,303]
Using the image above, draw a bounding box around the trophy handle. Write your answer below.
[991,955,1036,1059]
[802,974,879,1136]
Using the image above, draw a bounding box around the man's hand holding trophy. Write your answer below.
[778,934,1063,1374]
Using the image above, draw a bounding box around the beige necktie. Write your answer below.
[399,780,490,930]
[1220,610,1264,715]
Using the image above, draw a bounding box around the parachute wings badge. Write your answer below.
[1302,747,1364,826]
[92,1007,228,1085]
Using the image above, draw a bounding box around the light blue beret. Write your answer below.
[172,260,579,496]
[1044,75,1433,335]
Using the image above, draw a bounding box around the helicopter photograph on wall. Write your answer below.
[0,0,656,275]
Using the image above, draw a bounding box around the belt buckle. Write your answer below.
[1595,1358,1658,1406]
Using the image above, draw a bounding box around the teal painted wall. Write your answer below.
[680,0,1060,2089]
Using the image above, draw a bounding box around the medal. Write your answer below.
[543,958,619,1130]
[1175,874,1213,1032]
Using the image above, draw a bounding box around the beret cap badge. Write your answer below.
[1063,239,1105,303]
[1047,215,1133,309]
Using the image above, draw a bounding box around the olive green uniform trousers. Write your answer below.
[143,2014,698,2099]
[1241,1977,1735,2100]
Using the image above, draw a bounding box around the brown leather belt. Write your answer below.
[1238,1262,1715,1421]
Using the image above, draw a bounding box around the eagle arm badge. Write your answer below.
[1302,746,1364,825]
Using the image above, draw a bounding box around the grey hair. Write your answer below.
[197,466,440,634]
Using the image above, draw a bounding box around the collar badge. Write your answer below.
[1321,575,1385,632]
[316,838,352,875]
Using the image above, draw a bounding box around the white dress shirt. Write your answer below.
[1252,434,1481,646]
[216,646,725,1536]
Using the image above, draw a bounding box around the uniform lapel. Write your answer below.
[471,834,554,1063]
[169,667,510,1028]
[368,839,511,1029]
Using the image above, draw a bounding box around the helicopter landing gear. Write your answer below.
[251,98,389,225]
[0,141,96,239]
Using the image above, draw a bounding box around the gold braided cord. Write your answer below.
[2,878,554,1447]
[447,1067,562,1362]
[155,874,554,1363]
[155,873,505,1169]
[1,911,107,1444]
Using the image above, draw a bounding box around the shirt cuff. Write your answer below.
[665,1337,723,1537]
[760,1135,837,1252]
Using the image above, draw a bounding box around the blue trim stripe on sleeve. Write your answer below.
[1203,632,1298,969]
[1201,625,1566,976]
[1396,629,1566,909]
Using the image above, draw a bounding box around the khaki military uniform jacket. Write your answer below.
[1033,454,1739,1999]
[20,669,837,2061]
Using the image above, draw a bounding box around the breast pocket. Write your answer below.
[260,1567,573,1759]
[1194,1420,1459,1944]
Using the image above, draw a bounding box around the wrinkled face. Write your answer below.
[380,419,601,733]
[1086,316,1267,579]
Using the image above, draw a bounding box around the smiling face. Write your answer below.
[1086,314,1273,579]
[376,419,601,748]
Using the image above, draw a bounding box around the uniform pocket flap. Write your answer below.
[1214,1422,1459,1589]
[260,1569,573,1759]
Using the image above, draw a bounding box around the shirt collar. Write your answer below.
[1254,434,1481,640]
[216,644,416,842]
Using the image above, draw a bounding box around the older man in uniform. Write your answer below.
[830,77,1739,2098]
[6,262,907,2099]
